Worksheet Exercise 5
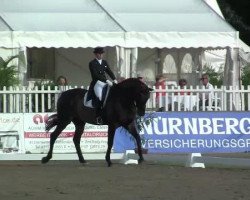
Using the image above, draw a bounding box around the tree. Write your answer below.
[217,0,250,46]
[202,65,223,87]
[0,56,20,89]
[241,64,250,87]
[241,64,250,110]
[217,1,250,88]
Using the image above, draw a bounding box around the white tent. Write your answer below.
[0,0,239,48]
[0,0,243,86]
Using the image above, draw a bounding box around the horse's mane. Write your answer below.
[107,78,148,104]
[117,78,143,89]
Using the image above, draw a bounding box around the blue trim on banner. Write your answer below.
[113,112,250,153]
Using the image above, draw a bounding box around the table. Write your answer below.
[167,95,198,111]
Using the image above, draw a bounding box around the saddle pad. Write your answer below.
[102,84,111,106]
[83,91,94,108]
[83,85,111,108]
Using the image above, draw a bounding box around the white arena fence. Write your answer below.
[0,85,250,113]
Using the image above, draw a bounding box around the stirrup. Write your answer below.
[96,116,103,125]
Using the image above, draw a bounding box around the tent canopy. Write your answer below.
[0,0,239,48]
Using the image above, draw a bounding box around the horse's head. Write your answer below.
[135,82,153,116]
[117,78,153,116]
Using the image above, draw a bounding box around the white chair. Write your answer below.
[206,98,221,111]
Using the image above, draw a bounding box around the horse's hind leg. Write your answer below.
[125,122,144,163]
[105,124,116,167]
[41,122,68,164]
[73,120,86,164]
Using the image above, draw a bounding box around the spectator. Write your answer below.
[56,75,68,86]
[175,78,190,95]
[56,75,68,90]
[155,74,167,111]
[53,75,68,111]
[56,75,68,93]
[199,74,214,108]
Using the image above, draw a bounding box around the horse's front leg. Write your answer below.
[73,121,86,164]
[105,124,116,167]
[126,122,144,163]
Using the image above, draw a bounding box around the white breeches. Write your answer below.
[94,80,106,101]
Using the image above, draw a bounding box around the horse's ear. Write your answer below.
[148,87,154,92]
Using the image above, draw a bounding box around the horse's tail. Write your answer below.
[45,114,58,132]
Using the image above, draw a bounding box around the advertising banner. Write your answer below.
[23,113,108,153]
[0,114,24,153]
[114,112,250,153]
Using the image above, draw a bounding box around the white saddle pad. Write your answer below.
[83,85,111,108]
[83,92,94,108]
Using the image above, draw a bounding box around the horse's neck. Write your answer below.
[110,86,135,102]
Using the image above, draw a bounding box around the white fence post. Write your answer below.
[22,87,26,113]
[3,86,7,113]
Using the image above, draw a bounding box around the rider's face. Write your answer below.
[95,53,103,60]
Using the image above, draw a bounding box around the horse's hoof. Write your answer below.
[80,160,89,165]
[138,158,144,164]
[107,161,112,167]
[41,157,50,164]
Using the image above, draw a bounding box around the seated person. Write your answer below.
[56,75,68,86]
[56,75,68,100]
[175,78,190,95]
[56,75,68,92]
[155,74,167,111]
[199,74,214,109]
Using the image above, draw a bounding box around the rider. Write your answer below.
[88,47,117,124]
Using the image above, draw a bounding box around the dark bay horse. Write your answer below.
[41,78,152,166]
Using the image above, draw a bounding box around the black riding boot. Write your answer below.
[95,100,103,125]
[96,108,103,125]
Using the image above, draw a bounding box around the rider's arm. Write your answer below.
[103,61,116,80]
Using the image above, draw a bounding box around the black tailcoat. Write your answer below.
[87,59,116,101]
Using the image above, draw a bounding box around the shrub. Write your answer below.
[241,64,250,87]
[0,56,20,89]
[202,65,223,87]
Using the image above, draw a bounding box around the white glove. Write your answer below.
[106,80,113,86]
[113,79,118,84]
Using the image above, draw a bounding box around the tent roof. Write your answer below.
[0,0,239,48]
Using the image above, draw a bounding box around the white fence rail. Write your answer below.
[147,85,250,112]
[0,86,86,113]
[0,85,249,113]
